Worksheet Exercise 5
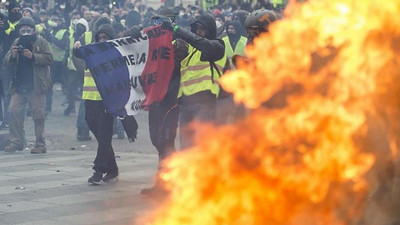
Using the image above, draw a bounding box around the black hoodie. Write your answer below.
[225,21,242,51]
[175,14,225,62]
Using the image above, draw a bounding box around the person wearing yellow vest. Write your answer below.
[64,18,89,117]
[46,14,69,113]
[0,1,22,130]
[162,14,227,149]
[222,21,247,69]
[72,16,113,143]
[73,23,121,185]
[216,21,248,125]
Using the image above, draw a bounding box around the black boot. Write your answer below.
[64,105,75,116]
[77,127,91,141]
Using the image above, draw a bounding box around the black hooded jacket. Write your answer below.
[173,15,226,102]
[175,14,225,62]
[225,21,242,51]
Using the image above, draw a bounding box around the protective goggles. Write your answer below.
[19,28,34,36]
[153,17,171,25]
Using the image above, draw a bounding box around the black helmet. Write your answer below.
[18,17,36,30]
[244,9,278,32]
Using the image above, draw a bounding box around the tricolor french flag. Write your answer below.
[80,25,174,117]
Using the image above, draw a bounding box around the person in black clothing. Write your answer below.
[134,7,188,196]
[74,23,138,185]
[0,1,22,130]
[164,15,226,149]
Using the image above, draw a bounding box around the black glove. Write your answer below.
[161,20,175,31]
[121,115,138,143]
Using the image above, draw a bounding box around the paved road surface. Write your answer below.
[0,88,161,225]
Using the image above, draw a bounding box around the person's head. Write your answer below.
[75,18,89,38]
[0,3,7,15]
[151,7,175,25]
[245,9,278,44]
[22,7,34,18]
[19,24,36,37]
[17,17,37,46]
[214,13,225,31]
[112,22,126,38]
[233,10,249,27]
[8,1,22,22]
[70,10,81,27]
[190,15,217,40]
[223,11,233,23]
[38,9,47,22]
[227,24,236,35]
[225,21,242,37]
[84,10,93,22]
[51,14,64,27]
[95,24,115,42]
[93,16,112,33]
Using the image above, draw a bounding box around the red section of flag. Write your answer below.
[141,25,174,108]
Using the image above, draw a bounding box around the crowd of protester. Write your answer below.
[0,0,283,192]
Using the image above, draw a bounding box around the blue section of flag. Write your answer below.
[81,42,131,117]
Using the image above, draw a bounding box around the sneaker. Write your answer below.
[4,144,23,153]
[31,146,46,154]
[88,172,103,185]
[0,123,9,130]
[103,171,118,182]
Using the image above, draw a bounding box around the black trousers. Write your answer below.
[85,100,117,173]
[148,101,179,164]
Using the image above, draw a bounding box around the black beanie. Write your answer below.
[95,24,116,41]
[8,1,21,12]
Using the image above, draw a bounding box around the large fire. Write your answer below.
[139,0,400,224]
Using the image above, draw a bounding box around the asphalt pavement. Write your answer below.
[0,87,161,225]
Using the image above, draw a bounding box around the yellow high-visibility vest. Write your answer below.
[67,30,75,70]
[5,20,19,35]
[81,31,101,100]
[179,44,227,98]
[222,36,247,68]
[202,0,216,10]
[82,69,102,100]
[50,29,67,62]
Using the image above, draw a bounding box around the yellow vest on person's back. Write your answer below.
[179,44,227,98]
[50,29,67,62]
[222,36,247,68]
[81,31,102,101]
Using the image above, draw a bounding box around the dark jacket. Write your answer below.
[225,21,243,51]
[3,36,53,94]
[0,18,20,60]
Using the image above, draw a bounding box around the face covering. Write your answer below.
[19,34,36,49]
[9,12,22,22]
[75,24,86,39]
[215,20,222,30]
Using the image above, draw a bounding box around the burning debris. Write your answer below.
[139,0,400,224]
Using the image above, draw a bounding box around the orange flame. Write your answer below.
[139,0,400,224]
